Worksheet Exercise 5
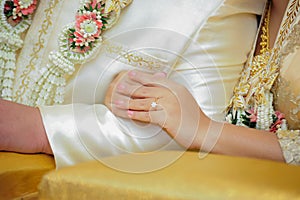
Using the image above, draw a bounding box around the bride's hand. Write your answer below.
[104,70,211,149]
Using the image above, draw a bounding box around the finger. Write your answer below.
[109,93,130,110]
[117,97,163,111]
[127,110,167,127]
[108,70,141,94]
[127,70,167,86]
[115,81,142,97]
[110,107,133,119]
[112,108,167,127]
[117,82,168,99]
[105,70,131,107]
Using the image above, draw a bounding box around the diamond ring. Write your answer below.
[151,101,158,108]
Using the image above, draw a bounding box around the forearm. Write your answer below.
[197,119,285,162]
[0,99,52,154]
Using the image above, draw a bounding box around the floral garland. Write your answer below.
[0,0,38,101]
[22,0,132,106]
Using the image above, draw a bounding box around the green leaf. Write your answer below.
[232,118,237,125]
[249,122,256,128]
[71,43,76,49]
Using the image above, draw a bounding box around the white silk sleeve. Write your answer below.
[39,104,183,168]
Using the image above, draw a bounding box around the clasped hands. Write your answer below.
[105,70,212,150]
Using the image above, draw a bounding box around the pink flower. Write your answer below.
[13,0,38,16]
[275,111,285,120]
[249,114,257,123]
[270,111,285,133]
[68,1,105,53]
[4,3,12,11]
[75,13,103,34]
[91,0,97,9]
[247,108,257,123]
[89,0,102,10]
[73,12,103,47]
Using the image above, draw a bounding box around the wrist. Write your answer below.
[195,114,224,153]
[188,110,211,150]
[35,107,53,154]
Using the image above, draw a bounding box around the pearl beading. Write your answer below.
[0,0,33,101]
[27,51,73,105]
[256,92,274,130]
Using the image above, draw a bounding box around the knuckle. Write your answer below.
[144,112,151,121]
[139,100,147,108]
[138,87,149,96]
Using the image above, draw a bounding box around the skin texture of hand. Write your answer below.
[105,70,285,162]
[0,99,52,154]
[104,70,211,149]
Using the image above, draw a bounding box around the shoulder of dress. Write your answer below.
[215,0,267,16]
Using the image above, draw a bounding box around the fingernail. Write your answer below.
[154,72,167,78]
[117,83,125,91]
[128,71,136,77]
[127,110,134,117]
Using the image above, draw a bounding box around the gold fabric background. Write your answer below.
[0,152,55,199]
[39,151,300,200]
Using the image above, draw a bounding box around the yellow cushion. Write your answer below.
[39,151,300,200]
[0,152,55,199]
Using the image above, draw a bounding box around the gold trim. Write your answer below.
[104,41,169,72]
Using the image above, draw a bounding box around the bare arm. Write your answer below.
[197,118,284,162]
[0,99,52,154]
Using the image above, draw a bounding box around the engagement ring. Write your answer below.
[151,101,158,108]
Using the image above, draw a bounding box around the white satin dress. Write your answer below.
[13,0,266,168]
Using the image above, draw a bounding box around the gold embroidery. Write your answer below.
[14,0,61,103]
[104,41,169,72]
[229,0,300,112]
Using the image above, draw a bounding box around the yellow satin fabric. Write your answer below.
[0,152,55,199]
[39,151,300,200]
